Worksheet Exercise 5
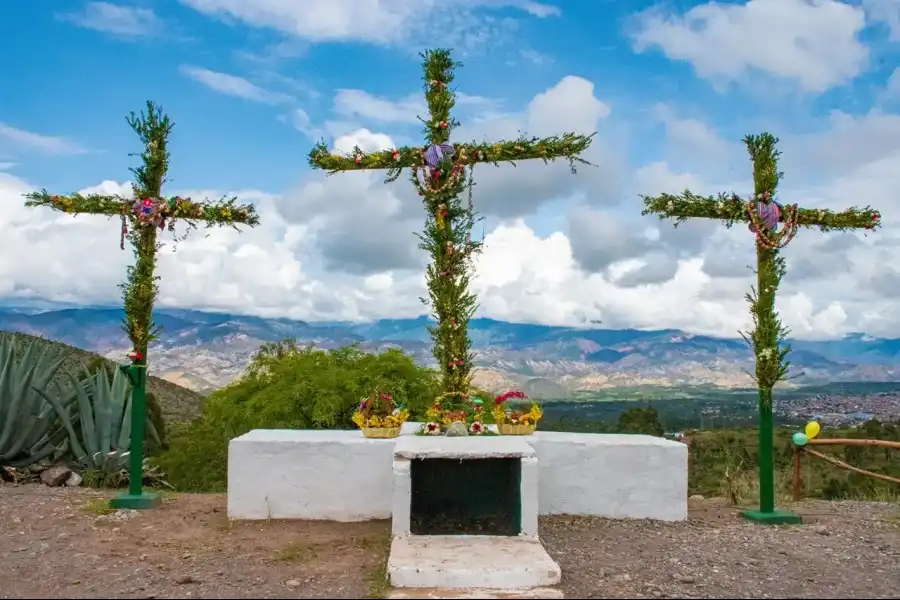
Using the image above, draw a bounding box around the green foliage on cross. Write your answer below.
[306,48,594,408]
[22,101,260,503]
[24,102,260,355]
[640,132,882,518]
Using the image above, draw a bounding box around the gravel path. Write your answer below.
[1,485,898,599]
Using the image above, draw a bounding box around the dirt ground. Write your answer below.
[1,485,898,599]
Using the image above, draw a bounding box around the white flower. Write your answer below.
[666,200,675,211]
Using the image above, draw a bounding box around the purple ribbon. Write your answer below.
[424,143,455,168]
[749,200,780,232]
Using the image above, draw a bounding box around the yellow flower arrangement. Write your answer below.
[352,390,408,438]
[492,389,543,435]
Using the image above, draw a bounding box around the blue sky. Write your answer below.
[4,0,895,195]
[2,1,900,339]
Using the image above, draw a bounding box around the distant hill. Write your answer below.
[2,330,205,422]
[0,306,898,395]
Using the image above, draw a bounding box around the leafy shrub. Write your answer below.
[156,343,440,492]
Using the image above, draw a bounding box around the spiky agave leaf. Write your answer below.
[0,334,70,466]
[39,364,159,472]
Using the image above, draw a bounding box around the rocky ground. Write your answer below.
[1,485,898,599]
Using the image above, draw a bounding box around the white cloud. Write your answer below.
[864,0,900,41]
[881,68,900,103]
[177,0,559,52]
[0,124,88,156]
[6,66,900,340]
[57,2,162,37]
[179,66,293,104]
[520,48,551,66]
[629,0,869,93]
[332,90,425,124]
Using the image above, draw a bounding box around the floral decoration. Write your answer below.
[352,390,409,430]
[492,389,543,427]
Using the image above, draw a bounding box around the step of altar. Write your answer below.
[388,586,563,598]
[387,534,561,590]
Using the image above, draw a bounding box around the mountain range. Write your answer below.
[0,306,898,395]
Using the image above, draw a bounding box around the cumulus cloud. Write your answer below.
[177,0,560,53]
[629,0,869,93]
[57,2,163,37]
[6,57,900,341]
[0,124,88,156]
[179,66,293,104]
[276,76,620,275]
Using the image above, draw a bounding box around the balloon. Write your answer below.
[792,432,808,447]
[805,421,821,440]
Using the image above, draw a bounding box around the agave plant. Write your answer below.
[0,333,71,467]
[37,362,160,476]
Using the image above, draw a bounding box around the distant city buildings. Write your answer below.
[784,392,899,426]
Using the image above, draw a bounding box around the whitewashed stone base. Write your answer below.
[227,425,688,522]
[387,535,562,590]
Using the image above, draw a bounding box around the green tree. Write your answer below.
[157,343,440,492]
[616,406,664,436]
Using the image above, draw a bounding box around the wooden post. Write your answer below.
[792,449,802,502]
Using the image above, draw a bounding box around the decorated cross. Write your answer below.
[642,133,881,524]
[24,101,259,509]
[308,48,593,408]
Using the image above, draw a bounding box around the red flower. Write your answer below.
[142,198,154,207]
[440,121,448,129]
[127,350,145,361]
[494,389,527,405]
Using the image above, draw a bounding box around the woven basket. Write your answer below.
[361,426,401,439]
[498,423,536,436]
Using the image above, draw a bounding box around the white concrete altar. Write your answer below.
[387,436,560,590]
[390,435,538,537]
[227,424,688,522]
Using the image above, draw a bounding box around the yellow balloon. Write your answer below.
[805,421,821,440]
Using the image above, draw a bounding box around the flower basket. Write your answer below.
[497,423,536,436]
[361,426,401,439]
[493,389,542,436]
[352,390,408,437]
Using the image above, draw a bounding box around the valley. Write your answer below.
[1,306,898,398]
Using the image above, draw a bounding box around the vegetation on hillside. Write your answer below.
[4,330,895,504]
[0,332,165,486]
[156,343,444,492]
[1,331,205,423]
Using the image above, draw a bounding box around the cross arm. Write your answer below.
[641,191,881,232]
[24,190,260,227]
[308,132,594,179]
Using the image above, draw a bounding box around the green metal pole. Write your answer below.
[128,362,147,497]
[110,360,160,509]
[757,387,775,513]
[742,245,800,525]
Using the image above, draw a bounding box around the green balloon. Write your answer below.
[792,432,808,447]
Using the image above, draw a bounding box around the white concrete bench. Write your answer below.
[227,423,688,522]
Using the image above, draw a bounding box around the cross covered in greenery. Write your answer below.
[641,133,881,524]
[24,101,259,508]
[308,48,593,413]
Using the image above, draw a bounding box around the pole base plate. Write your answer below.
[741,509,802,525]
[109,492,162,510]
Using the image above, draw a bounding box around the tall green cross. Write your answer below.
[24,101,260,509]
[642,133,881,524]
[308,48,593,406]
